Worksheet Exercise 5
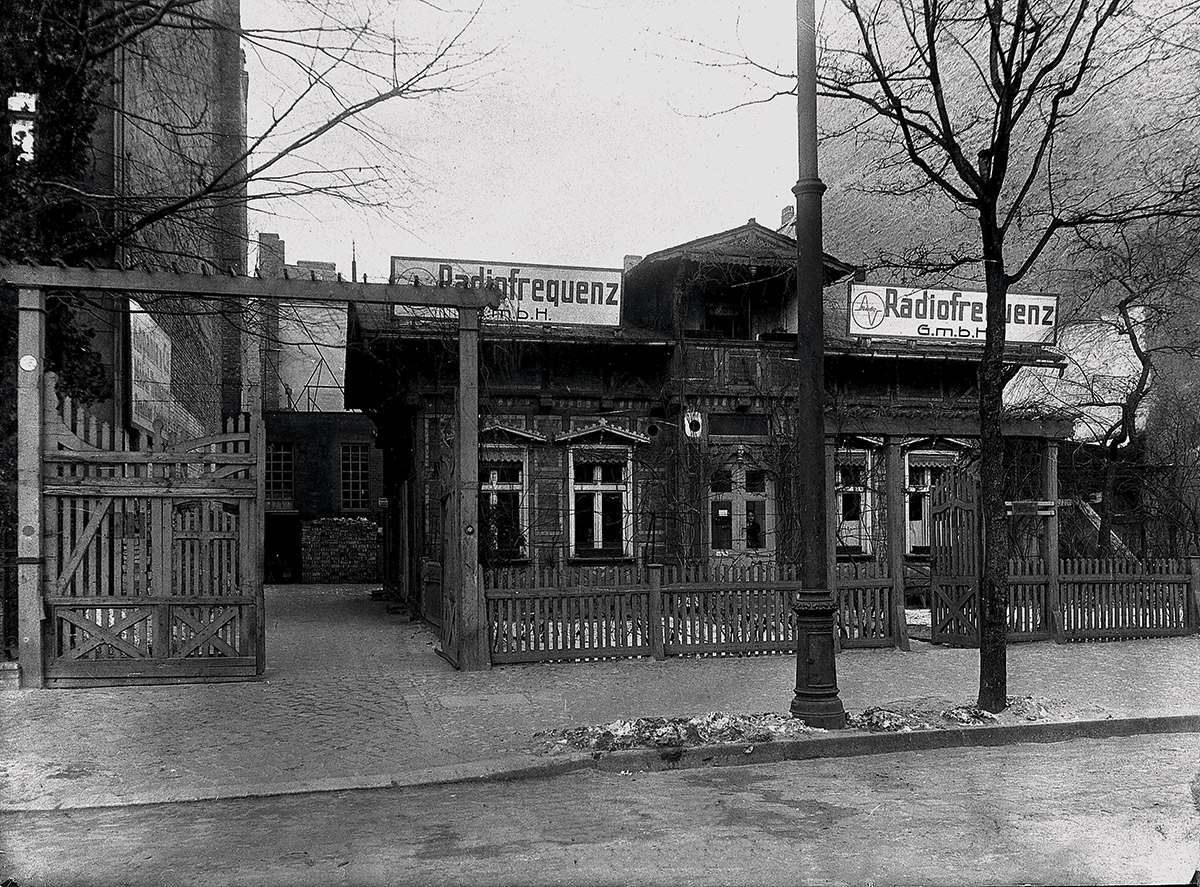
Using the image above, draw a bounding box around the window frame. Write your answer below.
[905,450,961,555]
[339,441,371,512]
[707,461,775,557]
[265,441,295,512]
[834,448,875,556]
[478,446,530,562]
[568,445,634,560]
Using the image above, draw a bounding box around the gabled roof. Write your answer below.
[555,419,651,445]
[629,219,854,280]
[480,422,549,444]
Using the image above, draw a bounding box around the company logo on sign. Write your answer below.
[848,284,1057,345]
[390,256,622,327]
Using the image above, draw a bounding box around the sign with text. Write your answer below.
[390,256,622,326]
[848,284,1058,345]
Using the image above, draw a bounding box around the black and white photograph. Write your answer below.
[2,0,1200,884]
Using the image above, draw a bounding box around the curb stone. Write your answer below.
[5,714,1197,813]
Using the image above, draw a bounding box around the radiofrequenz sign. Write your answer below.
[390,256,622,326]
[848,283,1057,345]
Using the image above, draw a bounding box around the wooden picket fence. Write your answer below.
[483,561,897,664]
[932,557,1198,647]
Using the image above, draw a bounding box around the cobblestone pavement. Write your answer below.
[2,584,1199,811]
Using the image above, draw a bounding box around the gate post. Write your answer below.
[16,287,46,688]
[1043,441,1065,643]
[647,564,665,660]
[1186,556,1200,634]
[456,305,489,670]
[885,438,910,650]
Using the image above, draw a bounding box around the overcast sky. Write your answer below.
[243,1,811,280]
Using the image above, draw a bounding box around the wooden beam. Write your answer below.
[886,438,911,651]
[16,288,46,687]
[0,263,502,310]
[456,306,489,671]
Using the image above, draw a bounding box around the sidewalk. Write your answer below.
[2,584,1199,811]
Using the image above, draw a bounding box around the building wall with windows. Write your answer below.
[346,220,1072,618]
[263,411,384,583]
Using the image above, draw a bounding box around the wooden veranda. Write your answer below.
[4,264,500,686]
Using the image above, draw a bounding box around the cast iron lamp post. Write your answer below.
[789,0,847,729]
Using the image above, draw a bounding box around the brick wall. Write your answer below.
[301,517,381,583]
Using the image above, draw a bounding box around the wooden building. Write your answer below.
[345,220,1072,628]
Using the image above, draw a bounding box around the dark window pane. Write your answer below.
[909,493,924,522]
[745,470,766,493]
[710,469,732,493]
[600,463,624,484]
[575,492,595,551]
[841,492,862,521]
[711,500,733,550]
[601,493,623,550]
[838,465,864,487]
[745,500,764,549]
[574,462,597,485]
[928,466,946,485]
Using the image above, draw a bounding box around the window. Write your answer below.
[340,442,370,511]
[906,452,958,554]
[265,443,294,511]
[709,463,774,555]
[479,455,527,563]
[834,451,874,555]
[571,450,632,558]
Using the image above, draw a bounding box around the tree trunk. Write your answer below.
[977,225,1010,714]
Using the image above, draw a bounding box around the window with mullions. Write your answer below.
[709,465,772,554]
[479,458,526,563]
[834,452,874,555]
[907,452,958,554]
[340,442,370,511]
[265,442,294,511]
[571,451,632,558]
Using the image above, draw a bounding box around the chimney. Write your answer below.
[623,255,643,272]
[258,233,286,279]
[780,205,795,229]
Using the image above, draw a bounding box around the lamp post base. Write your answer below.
[790,589,847,729]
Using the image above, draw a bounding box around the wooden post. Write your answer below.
[16,287,46,688]
[1044,441,1065,643]
[456,306,489,670]
[886,438,910,650]
[648,563,665,660]
[824,440,841,653]
[1186,556,1200,634]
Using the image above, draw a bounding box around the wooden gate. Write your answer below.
[41,383,264,686]
[929,468,982,646]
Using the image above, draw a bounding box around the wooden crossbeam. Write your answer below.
[54,497,114,594]
[58,607,150,660]
[173,607,240,658]
[0,263,504,310]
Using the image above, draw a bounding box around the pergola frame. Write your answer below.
[4,264,501,684]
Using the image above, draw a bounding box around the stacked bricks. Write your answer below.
[301,517,381,583]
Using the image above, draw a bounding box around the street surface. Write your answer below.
[3,733,1199,886]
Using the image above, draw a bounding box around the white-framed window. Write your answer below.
[906,451,960,554]
[570,447,633,559]
[709,463,774,555]
[834,449,875,555]
[479,448,528,563]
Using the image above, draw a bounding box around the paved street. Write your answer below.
[3,732,1198,886]
[3,584,1200,811]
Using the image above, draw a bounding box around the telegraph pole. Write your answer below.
[789,0,846,729]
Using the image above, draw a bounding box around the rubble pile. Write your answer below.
[534,711,823,754]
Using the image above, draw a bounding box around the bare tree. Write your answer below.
[692,0,1200,710]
